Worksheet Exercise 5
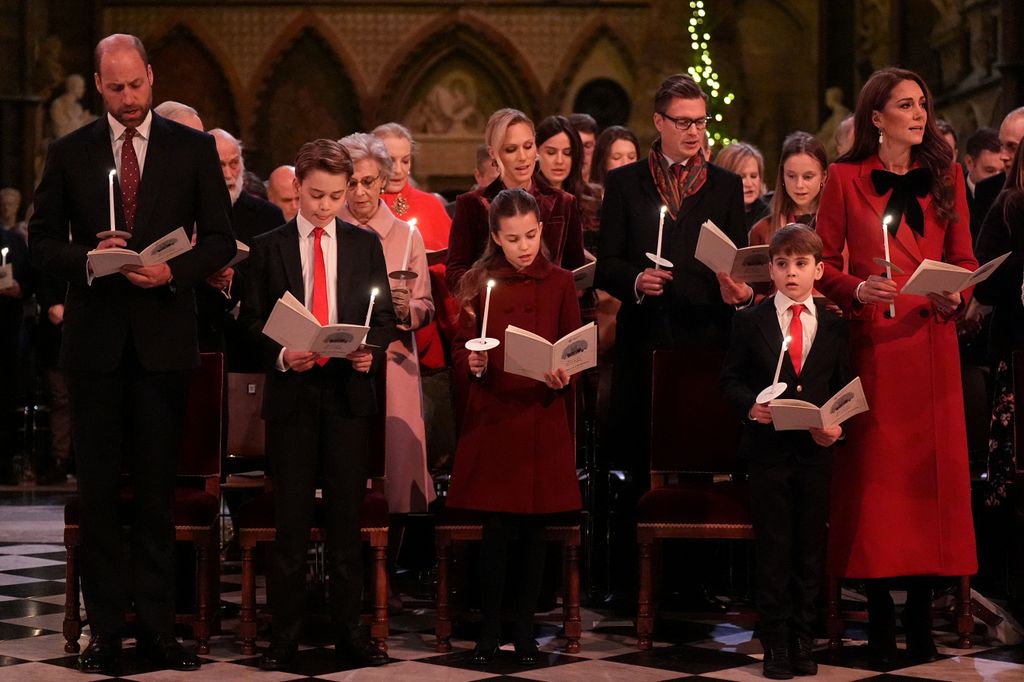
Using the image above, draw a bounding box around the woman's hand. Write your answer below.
[543,368,570,390]
[858,274,898,304]
[927,290,961,317]
[718,272,753,305]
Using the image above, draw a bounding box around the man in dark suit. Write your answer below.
[29,33,235,674]
[200,128,284,370]
[972,107,1024,241]
[720,225,848,678]
[963,127,1003,242]
[238,139,396,670]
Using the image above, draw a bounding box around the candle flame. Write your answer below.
[486,279,496,289]
[371,287,379,296]
[782,335,792,351]
[408,218,417,229]
[109,169,116,178]
[1,247,7,257]
[883,215,892,226]
[660,205,667,215]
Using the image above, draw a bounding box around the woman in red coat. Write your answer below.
[815,67,977,664]
[447,188,582,666]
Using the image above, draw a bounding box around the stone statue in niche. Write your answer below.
[50,74,97,138]
[816,86,852,160]
[406,71,487,135]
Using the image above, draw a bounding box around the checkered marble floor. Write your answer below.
[0,542,1022,681]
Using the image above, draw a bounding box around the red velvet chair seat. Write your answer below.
[234,490,389,530]
[64,488,220,528]
[636,481,751,526]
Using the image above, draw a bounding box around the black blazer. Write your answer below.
[720,297,849,463]
[971,171,1005,246]
[238,218,398,419]
[28,113,236,372]
[974,190,1024,359]
[595,158,747,350]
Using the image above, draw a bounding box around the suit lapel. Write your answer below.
[756,301,795,382]
[335,219,356,324]
[798,300,830,380]
[132,113,171,242]
[278,221,303,303]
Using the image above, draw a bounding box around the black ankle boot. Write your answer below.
[789,636,817,676]
[763,645,794,680]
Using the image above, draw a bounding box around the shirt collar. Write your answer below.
[297,211,336,239]
[107,110,152,142]
[773,290,816,318]
[966,175,976,196]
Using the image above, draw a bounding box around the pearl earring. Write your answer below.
[878,128,884,145]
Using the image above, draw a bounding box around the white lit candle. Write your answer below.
[655,205,667,263]
[108,169,116,232]
[480,279,495,338]
[772,335,791,387]
[364,287,379,326]
[1,247,7,268]
[882,215,896,318]
[401,218,417,271]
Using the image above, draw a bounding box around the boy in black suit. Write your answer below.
[239,139,396,670]
[720,224,849,679]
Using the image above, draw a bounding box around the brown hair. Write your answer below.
[766,132,829,236]
[768,223,823,262]
[591,125,640,186]
[839,67,956,222]
[294,139,353,182]
[457,188,542,306]
[654,74,707,113]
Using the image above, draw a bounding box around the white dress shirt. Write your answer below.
[107,111,152,176]
[773,290,817,369]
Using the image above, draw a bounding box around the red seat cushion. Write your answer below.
[64,488,219,528]
[636,481,751,526]
[235,491,390,530]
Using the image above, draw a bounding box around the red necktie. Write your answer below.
[120,127,140,232]
[788,303,805,376]
[311,227,329,366]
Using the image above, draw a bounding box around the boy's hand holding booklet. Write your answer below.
[769,377,869,431]
[262,291,369,357]
[87,227,192,277]
[899,252,1010,297]
[695,220,771,283]
[504,321,597,382]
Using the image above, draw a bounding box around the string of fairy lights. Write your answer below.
[685,0,735,148]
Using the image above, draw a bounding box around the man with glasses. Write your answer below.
[972,107,1024,241]
[595,73,749,597]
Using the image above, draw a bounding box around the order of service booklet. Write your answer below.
[572,260,596,291]
[769,376,869,431]
[86,227,192,277]
[900,252,1011,297]
[694,220,771,283]
[261,291,369,357]
[503,321,597,382]
[226,240,250,268]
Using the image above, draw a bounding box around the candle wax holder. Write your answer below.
[645,252,674,268]
[756,382,788,404]
[464,337,500,352]
[96,230,133,240]
[871,257,905,275]
[388,269,418,280]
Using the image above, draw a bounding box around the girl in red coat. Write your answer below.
[447,188,582,665]
[815,67,977,664]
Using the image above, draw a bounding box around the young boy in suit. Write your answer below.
[239,139,397,670]
[720,224,849,679]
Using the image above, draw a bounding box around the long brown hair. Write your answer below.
[839,67,956,222]
[767,132,828,236]
[457,188,545,307]
[591,126,641,186]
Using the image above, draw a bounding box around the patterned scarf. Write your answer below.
[649,138,708,219]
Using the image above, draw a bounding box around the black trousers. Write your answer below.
[67,346,188,638]
[749,453,832,643]
[266,371,370,644]
[479,513,547,647]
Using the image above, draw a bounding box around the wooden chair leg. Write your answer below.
[63,540,82,653]
[239,539,257,655]
[956,575,973,649]
[435,538,452,653]
[826,575,843,652]
[194,536,210,654]
[563,541,581,654]
[371,543,389,651]
[637,539,654,650]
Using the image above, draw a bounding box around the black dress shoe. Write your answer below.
[335,638,388,667]
[259,639,298,671]
[78,635,122,674]
[763,646,794,680]
[905,637,939,664]
[136,634,201,671]
[471,643,499,665]
[514,642,540,665]
[789,637,817,676]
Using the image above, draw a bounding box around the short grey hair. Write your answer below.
[154,100,198,121]
[208,128,243,153]
[371,122,417,151]
[338,132,393,176]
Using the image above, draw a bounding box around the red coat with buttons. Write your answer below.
[446,255,583,514]
[815,156,977,578]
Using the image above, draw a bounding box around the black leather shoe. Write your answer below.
[763,646,794,680]
[259,639,298,671]
[136,634,201,671]
[471,643,499,665]
[514,642,540,665]
[335,638,388,667]
[790,637,817,676]
[78,635,122,674]
[905,637,939,664]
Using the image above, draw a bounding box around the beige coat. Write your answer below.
[339,202,437,513]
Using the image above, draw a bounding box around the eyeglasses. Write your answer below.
[658,112,713,131]
[346,175,382,191]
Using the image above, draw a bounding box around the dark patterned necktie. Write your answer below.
[120,127,140,232]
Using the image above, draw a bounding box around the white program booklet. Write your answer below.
[695,220,771,283]
[226,240,250,268]
[901,252,1011,297]
[261,291,369,357]
[769,377,869,431]
[87,227,192,277]
[572,260,596,291]
[503,322,597,382]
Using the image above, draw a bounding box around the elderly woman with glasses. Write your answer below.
[337,132,437,517]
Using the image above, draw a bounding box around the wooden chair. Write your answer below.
[63,352,225,654]
[636,348,753,649]
[222,372,267,493]
[235,371,390,654]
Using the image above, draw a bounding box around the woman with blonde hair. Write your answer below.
[715,141,769,229]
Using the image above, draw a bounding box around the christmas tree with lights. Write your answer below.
[684,0,734,149]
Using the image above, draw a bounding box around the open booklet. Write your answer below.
[572,260,596,291]
[900,252,1011,297]
[226,240,250,268]
[695,220,771,283]
[87,227,192,277]
[503,321,597,382]
[261,291,369,357]
[769,377,869,431]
